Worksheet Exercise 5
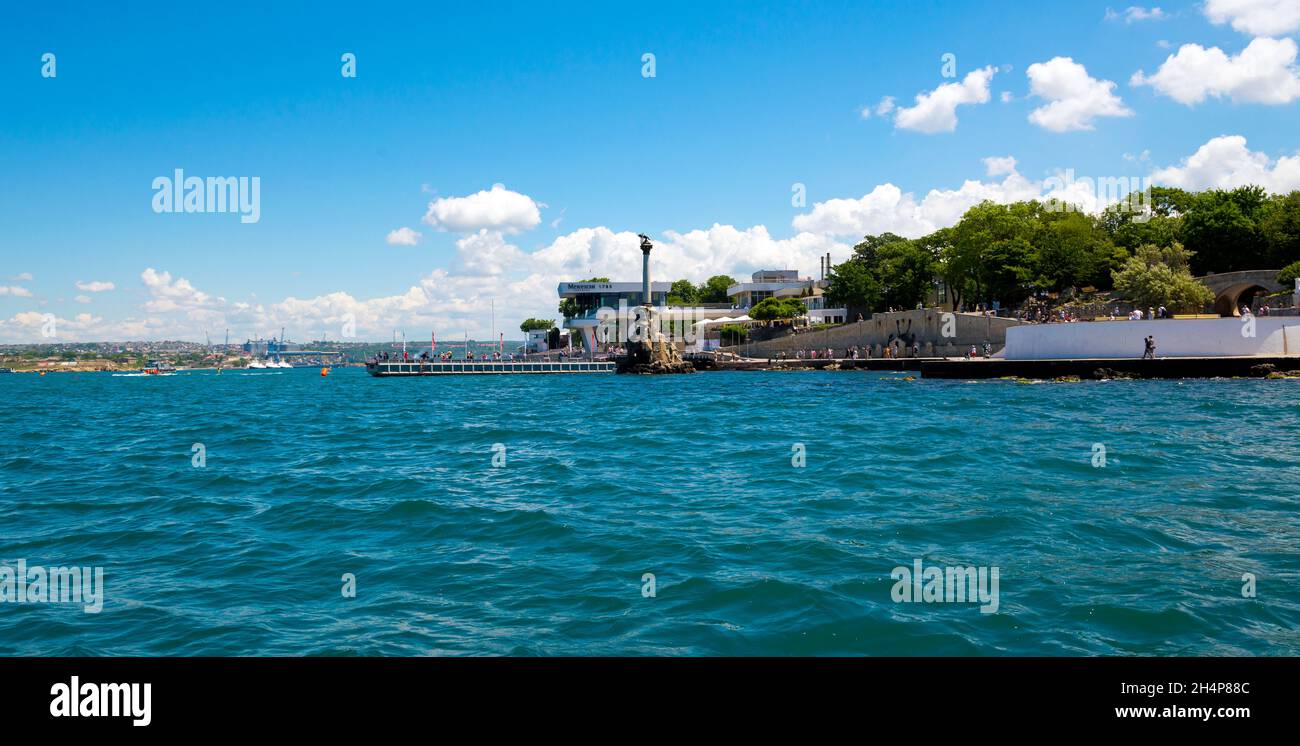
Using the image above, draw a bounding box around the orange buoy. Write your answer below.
[39,371,46,377]
[320,367,330,377]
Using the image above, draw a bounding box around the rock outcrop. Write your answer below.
[618,336,695,374]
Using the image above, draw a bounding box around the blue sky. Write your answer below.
[2,0,1298,341]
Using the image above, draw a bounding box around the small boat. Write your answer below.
[247,360,267,369]
[142,360,175,375]
[275,359,294,369]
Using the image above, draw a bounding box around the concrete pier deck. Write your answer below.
[366,360,615,376]
[691,357,931,372]
[920,356,1300,380]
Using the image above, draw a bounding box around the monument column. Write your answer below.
[639,234,653,307]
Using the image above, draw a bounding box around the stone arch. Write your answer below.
[1196,270,1285,316]
[1213,283,1270,317]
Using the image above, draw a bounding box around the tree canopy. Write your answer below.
[519,318,556,332]
[667,279,700,306]
[699,275,736,303]
[748,297,806,320]
[1110,243,1213,312]
[821,186,1300,316]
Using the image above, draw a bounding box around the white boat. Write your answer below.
[248,360,267,369]
[275,359,294,369]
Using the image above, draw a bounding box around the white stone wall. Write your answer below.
[721,309,1025,357]
[1004,318,1300,359]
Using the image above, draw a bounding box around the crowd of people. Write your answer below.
[776,340,998,361]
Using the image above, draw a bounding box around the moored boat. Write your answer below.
[366,358,614,376]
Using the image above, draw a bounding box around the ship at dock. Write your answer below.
[366,358,614,376]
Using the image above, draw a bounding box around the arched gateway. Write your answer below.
[1195,270,1286,317]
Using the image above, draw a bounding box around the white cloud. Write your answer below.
[75,280,115,292]
[11,273,33,282]
[385,226,422,246]
[1000,91,1014,103]
[25,133,1300,344]
[792,164,1041,239]
[1204,0,1300,36]
[140,268,221,314]
[982,156,1019,177]
[0,286,33,297]
[893,67,996,133]
[454,230,527,276]
[1106,6,1169,23]
[0,311,105,340]
[1150,134,1300,192]
[422,183,542,234]
[859,96,897,120]
[74,295,92,304]
[1026,57,1133,131]
[0,219,849,342]
[655,226,851,282]
[1131,37,1300,105]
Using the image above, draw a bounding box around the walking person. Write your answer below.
[1142,335,1156,360]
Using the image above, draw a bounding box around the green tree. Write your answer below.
[824,258,881,317]
[946,201,1036,308]
[851,232,910,264]
[519,318,556,333]
[1111,242,1213,313]
[667,279,699,306]
[1277,260,1300,288]
[874,238,937,309]
[1033,211,1124,291]
[698,275,736,303]
[718,323,748,346]
[748,297,806,320]
[1180,187,1270,274]
[1262,192,1300,268]
[558,298,580,319]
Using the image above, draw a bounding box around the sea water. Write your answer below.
[1,368,1296,655]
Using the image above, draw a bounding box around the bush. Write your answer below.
[748,297,805,320]
[519,318,555,332]
[1277,261,1300,288]
[719,324,748,346]
[1111,243,1213,313]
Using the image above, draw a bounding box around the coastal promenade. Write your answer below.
[691,356,928,372]
[921,355,1300,379]
[719,308,1024,359]
[689,353,1300,380]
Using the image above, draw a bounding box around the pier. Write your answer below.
[920,356,1300,380]
[366,359,615,376]
[688,356,928,372]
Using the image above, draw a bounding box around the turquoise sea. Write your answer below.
[1,367,1297,655]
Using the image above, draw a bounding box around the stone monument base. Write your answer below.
[617,337,695,374]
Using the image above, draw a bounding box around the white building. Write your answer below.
[726,270,846,324]
[558,281,735,351]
